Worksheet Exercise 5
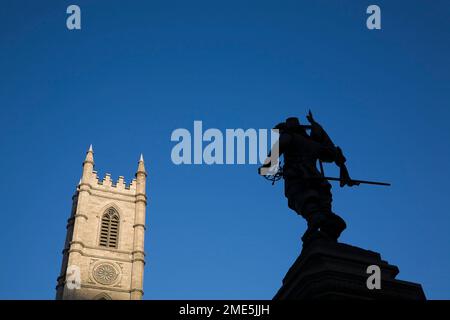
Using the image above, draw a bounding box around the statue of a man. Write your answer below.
[259,112,355,243]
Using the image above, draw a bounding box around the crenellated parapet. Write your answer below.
[76,145,143,197]
[88,171,137,195]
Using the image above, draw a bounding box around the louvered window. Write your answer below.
[99,208,120,248]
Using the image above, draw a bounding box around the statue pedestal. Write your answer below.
[274,238,426,300]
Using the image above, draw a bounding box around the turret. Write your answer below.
[130,154,147,299]
[81,144,94,183]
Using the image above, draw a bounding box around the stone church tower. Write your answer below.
[56,146,147,300]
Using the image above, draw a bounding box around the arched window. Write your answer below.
[99,208,120,248]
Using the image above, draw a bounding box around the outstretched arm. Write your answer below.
[307,110,336,149]
[306,111,339,162]
[307,111,356,186]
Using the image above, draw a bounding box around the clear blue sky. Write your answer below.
[0,0,449,299]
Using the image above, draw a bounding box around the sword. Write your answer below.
[260,164,391,186]
[318,160,390,186]
[318,176,391,186]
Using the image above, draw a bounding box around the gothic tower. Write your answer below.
[56,146,147,300]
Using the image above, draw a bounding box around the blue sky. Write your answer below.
[0,0,449,299]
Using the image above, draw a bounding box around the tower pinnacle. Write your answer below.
[81,144,95,183]
[137,154,146,176]
[84,144,94,165]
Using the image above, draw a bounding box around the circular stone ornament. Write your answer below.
[93,263,119,285]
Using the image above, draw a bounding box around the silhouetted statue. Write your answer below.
[259,111,359,244]
[259,121,424,300]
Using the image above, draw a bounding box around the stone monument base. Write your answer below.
[274,238,426,300]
